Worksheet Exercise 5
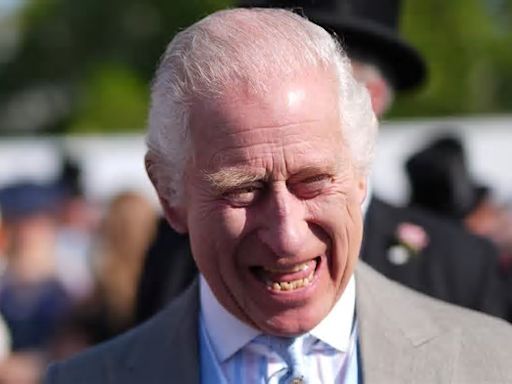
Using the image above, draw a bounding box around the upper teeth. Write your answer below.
[264,262,310,274]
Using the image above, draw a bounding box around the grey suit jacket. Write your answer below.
[45,262,512,383]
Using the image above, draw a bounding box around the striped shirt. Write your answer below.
[199,275,358,383]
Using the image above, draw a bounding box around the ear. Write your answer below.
[145,153,188,234]
[365,77,392,118]
[355,175,368,205]
[159,198,188,234]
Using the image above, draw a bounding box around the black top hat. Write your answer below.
[57,156,84,198]
[238,0,427,90]
[405,135,488,219]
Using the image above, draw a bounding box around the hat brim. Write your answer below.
[308,13,427,91]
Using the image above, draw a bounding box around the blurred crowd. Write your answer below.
[0,157,158,383]
[406,134,512,268]
[404,133,512,318]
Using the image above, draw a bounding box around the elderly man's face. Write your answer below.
[176,68,366,335]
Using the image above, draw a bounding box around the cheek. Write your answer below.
[214,207,250,243]
[306,187,359,224]
[189,201,249,251]
[307,189,364,251]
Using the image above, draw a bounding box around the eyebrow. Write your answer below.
[288,163,341,180]
[202,160,342,193]
[202,167,267,192]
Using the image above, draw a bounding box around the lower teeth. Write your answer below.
[267,271,314,292]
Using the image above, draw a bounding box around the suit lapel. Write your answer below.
[356,262,459,383]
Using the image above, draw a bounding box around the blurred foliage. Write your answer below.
[0,0,511,133]
[69,63,148,133]
[391,0,512,118]
[0,0,233,134]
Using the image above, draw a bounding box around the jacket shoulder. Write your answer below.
[357,262,512,381]
[358,260,509,331]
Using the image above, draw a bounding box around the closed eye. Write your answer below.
[302,174,331,184]
[290,174,333,199]
[223,183,264,207]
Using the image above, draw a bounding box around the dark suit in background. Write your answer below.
[361,196,507,318]
[135,218,196,324]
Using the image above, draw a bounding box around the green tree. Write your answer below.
[0,0,233,134]
[1,0,512,133]
[392,0,512,117]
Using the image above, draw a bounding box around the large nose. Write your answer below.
[257,183,309,258]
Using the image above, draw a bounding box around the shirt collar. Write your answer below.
[310,275,355,352]
[200,273,356,363]
[200,276,260,362]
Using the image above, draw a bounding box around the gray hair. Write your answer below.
[146,7,377,205]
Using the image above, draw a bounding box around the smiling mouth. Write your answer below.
[251,257,320,292]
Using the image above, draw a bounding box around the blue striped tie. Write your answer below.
[255,335,307,384]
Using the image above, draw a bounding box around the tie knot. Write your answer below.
[253,335,307,384]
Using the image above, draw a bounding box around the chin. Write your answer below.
[259,301,332,337]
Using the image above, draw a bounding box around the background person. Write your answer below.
[53,156,97,303]
[405,133,512,321]
[0,182,71,352]
[51,190,158,359]
[405,134,512,262]
[89,191,157,339]
[0,182,72,384]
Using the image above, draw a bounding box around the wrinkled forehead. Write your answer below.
[188,67,341,140]
[185,68,350,175]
